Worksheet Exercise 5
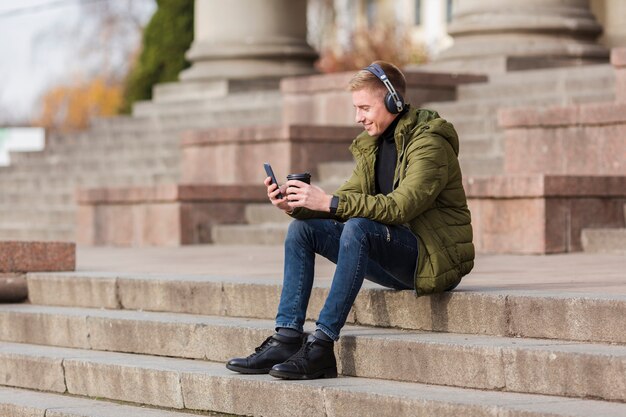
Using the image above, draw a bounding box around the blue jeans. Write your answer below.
[275,217,419,341]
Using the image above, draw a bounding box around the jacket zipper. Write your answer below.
[384,225,391,242]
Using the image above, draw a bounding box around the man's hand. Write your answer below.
[264,177,291,212]
[285,180,332,212]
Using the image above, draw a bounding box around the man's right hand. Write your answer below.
[264,177,292,213]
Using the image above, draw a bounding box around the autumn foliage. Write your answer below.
[34,77,122,132]
[317,24,429,73]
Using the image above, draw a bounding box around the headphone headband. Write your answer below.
[365,63,404,113]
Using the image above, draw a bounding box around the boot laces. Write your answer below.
[249,335,274,358]
[287,340,314,363]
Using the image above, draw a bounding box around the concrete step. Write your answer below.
[0,303,624,401]
[9,149,181,168]
[26,272,626,344]
[0,192,71,206]
[485,63,614,85]
[318,161,355,183]
[152,78,281,103]
[0,386,205,417]
[212,223,289,245]
[132,89,282,118]
[0,341,623,417]
[581,228,626,254]
[456,65,614,101]
[245,204,292,224]
[0,224,74,242]
[424,90,616,119]
[28,142,180,159]
[0,207,74,224]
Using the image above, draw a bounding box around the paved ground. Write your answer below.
[77,245,626,295]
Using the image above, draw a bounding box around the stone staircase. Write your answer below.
[0,86,282,242]
[422,64,615,176]
[213,64,618,246]
[0,270,623,416]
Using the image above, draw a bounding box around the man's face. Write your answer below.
[352,88,396,137]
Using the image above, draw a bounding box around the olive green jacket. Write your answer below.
[291,107,474,295]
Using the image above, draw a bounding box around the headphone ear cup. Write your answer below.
[384,92,404,114]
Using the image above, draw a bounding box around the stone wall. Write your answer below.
[467,48,626,254]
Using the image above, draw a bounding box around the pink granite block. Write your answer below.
[282,95,315,126]
[617,71,626,102]
[0,241,75,272]
[545,198,626,252]
[468,198,547,254]
[181,125,358,185]
[141,203,182,246]
[594,125,626,174]
[403,71,487,86]
[180,202,249,244]
[578,102,626,125]
[499,102,626,129]
[76,184,270,247]
[466,175,626,254]
[464,175,547,198]
[504,122,626,176]
[76,205,95,245]
[498,106,580,129]
[280,72,353,94]
[94,205,135,246]
[311,91,355,125]
[406,87,456,106]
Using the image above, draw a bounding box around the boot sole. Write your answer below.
[226,363,271,374]
[268,368,338,380]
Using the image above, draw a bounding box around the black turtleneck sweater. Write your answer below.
[375,108,407,195]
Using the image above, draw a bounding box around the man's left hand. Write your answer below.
[286,180,332,212]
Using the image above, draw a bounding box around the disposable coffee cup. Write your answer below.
[286,172,311,194]
[286,172,311,184]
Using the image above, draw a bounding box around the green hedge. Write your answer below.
[120,0,194,113]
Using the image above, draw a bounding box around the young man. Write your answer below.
[226,61,474,380]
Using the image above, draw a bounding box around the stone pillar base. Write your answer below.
[181,0,317,82]
[433,0,610,74]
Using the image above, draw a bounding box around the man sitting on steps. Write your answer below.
[226,61,474,380]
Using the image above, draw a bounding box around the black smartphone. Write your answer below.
[263,163,283,199]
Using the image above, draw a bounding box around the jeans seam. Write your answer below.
[336,231,368,331]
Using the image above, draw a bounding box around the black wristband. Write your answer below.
[329,195,339,215]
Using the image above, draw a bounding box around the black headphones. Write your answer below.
[364,63,405,114]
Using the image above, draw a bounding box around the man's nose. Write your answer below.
[355,109,364,123]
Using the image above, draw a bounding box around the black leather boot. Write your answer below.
[226,333,306,374]
[269,334,338,380]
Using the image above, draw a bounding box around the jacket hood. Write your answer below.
[351,107,460,156]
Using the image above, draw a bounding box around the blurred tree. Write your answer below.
[31,0,155,131]
[308,0,429,73]
[316,23,429,72]
[35,77,122,132]
[120,0,194,113]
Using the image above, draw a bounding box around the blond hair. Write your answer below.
[348,61,406,96]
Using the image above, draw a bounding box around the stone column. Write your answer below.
[180,0,318,82]
[431,0,609,73]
